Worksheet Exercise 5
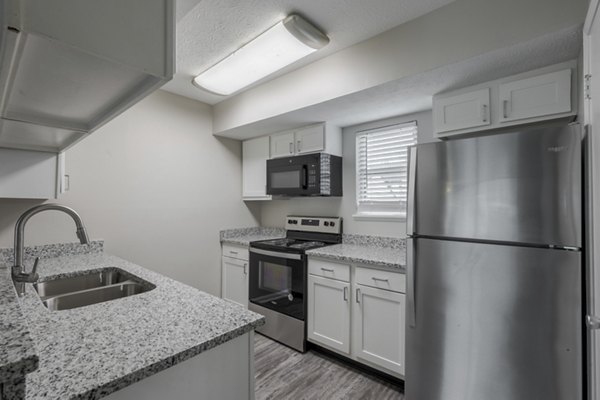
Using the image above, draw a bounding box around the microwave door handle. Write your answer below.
[301,166,308,189]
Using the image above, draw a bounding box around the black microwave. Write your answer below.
[266,153,342,197]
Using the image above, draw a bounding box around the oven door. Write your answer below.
[249,248,306,320]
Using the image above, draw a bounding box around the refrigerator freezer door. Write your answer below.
[406,238,583,400]
[412,124,582,247]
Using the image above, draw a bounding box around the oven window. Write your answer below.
[259,262,292,293]
[271,170,300,188]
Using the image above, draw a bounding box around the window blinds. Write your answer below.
[356,121,417,214]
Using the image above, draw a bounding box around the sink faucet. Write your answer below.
[12,204,90,296]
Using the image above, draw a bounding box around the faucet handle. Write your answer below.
[30,257,40,278]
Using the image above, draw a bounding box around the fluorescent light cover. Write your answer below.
[192,15,328,96]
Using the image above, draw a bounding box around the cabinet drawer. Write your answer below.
[355,267,405,293]
[222,244,249,261]
[309,259,350,282]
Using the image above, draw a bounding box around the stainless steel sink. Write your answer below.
[33,268,155,311]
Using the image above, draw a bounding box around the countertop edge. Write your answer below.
[76,321,264,400]
[307,252,405,271]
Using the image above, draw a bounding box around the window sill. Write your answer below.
[352,212,406,222]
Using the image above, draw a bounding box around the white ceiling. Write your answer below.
[162,0,455,105]
[213,24,582,139]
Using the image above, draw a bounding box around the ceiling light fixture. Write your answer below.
[192,14,329,96]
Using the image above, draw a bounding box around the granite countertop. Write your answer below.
[0,267,38,385]
[220,227,285,247]
[306,234,406,272]
[0,242,264,400]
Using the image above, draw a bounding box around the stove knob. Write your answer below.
[288,219,293,224]
[324,221,329,226]
[330,221,335,227]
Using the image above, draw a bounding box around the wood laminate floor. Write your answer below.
[254,334,405,400]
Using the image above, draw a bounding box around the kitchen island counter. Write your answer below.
[0,242,264,400]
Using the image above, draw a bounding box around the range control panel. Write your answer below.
[285,216,342,234]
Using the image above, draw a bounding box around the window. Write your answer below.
[355,121,417,220]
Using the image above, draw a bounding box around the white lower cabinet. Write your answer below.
[221,256,248,308]
[353,284,406,376]
[307,258,406,378]
[307,274,351,354]
[221,245,249,308]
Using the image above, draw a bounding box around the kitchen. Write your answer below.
[0,0,598,399]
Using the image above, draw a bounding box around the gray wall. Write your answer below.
[0,90,260,296]
[259,110,436,238]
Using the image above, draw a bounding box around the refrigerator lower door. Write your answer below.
[406,238,583,400]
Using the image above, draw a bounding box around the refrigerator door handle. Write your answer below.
[587,315,600,330]
[407,237,416,328]
[406,146,417,236]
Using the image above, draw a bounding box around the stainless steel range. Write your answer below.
[249,216,342,352]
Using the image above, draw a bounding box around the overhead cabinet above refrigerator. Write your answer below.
[0,0,174,152]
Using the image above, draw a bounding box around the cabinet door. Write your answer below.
[270,131,295,158]
[498,69,572,123]
[307,274,351,354]
[295,124,324,154]
[221,256,248,308]
[0,148,61,199]
[353,284,405,376]
[242,136,271,200]
[433,88,491,134]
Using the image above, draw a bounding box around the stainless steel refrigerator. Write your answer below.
[405,123,584,400]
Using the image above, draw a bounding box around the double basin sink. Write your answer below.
[33,268,155,311]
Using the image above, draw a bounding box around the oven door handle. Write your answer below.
[249,248,302,260]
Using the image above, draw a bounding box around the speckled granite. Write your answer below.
[1,243,264,400]
[307,235,406,271]
[220,227,285,247]
[3,377,26,400]
[342,234,405,250]
[0,268,38,384]
[0,241,104,265]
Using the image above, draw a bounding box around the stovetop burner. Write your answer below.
[254,238,328,252]
[250,216,342,254]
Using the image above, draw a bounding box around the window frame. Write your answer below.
[353,121,418,221]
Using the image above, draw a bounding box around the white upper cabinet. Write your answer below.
[269,123,342,158]
[242,136,271,201]
[0,0,174,152]
[270,131,295,158]
[0,148,64,199]
[295,124,325,154]
[433,61,577,138]
[498,69,572,123]
[433,88,491,133]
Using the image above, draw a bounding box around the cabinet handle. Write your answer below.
[372,277,389,282]
[289,142,293,154]
[503,100,509,119]
[321,267,334,273]
[343,286,348,302]
[481,104,488,122]
[356,288,361,303]
[297,140,302,152]
[243,263,247,275]
[230,251,238,255]
[587,315,600,330]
